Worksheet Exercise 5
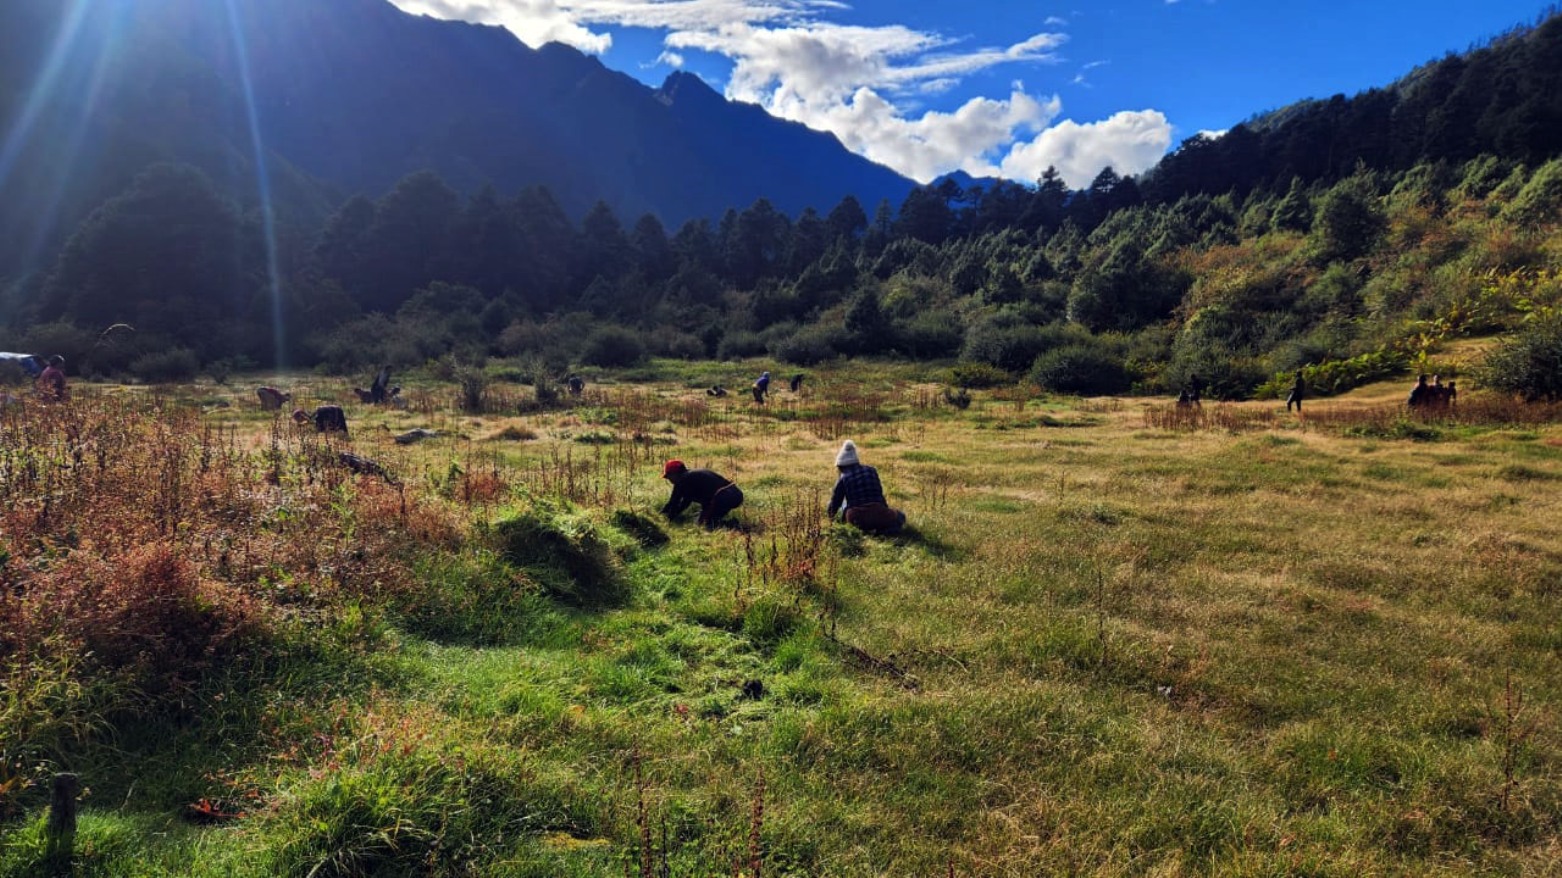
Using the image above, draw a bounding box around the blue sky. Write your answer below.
[390,0,1556,187]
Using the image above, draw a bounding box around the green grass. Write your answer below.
[3,370,1562,875]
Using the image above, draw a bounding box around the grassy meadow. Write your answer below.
[2,361,1560,876]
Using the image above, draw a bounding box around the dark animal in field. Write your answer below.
[255,386,291,410]
[338,451,397,485]
[295,406,349,436]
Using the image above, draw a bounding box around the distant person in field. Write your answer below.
[706,385,727,397]
[1427,374,1451,408]
[294,405,349,436]
[567,374,585,397]
[1187,373,1204,406]
[1176,389,1194,408]
[36,355,67,402]
[660,460,743,530]
[1445,380,1458,407]
[1407,374,1431,408]
[1285,370,1305,412]
[827,440,906,535]
[370,366,392,404]
[789,373,805,393]
[752,371,771,404]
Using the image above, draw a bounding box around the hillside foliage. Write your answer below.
[9,12,1562,398]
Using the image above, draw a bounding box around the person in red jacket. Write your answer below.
[661,460,743,530]
[36,356,67,402]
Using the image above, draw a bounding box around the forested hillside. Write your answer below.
[0,0,914,290]
[7,9,1562,398]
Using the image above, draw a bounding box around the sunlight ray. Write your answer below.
[223,0,287,371]
[0,0,92,192]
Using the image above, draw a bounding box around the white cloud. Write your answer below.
[999,109,1172,188]
[388,0,1176,187]
[391,0,613,53]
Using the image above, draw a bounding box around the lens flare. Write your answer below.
[223,0,287,371]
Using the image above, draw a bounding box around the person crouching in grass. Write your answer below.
[661,460,743,530]
[827,440,905,534]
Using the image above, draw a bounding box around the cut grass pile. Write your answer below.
[1,367,1560,875]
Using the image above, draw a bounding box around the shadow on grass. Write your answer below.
[883,524,967,561]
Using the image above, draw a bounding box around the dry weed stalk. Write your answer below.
[747,766,765,878]
[1491,670,1538,814]
[0,392,471,707]
[1143,403,1276,432]
[1303,395,1562,432]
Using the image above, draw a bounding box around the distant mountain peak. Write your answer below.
[656,70,723,107]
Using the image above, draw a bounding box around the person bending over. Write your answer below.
[661,459,743,530]
[827,440,905,534]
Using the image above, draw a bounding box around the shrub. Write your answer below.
[449,357,490,413]
[773,325,847,366]
[128,347,201,383]
[962,322,1037,373]
[1029,344,1133,396]
[949,361,1011,389]
[578,326,645,368]
[493,507,627,607]
[1501,158,1562,227]
[1256,349,1409,399]
[645,328,706,360]
[896,313,963,358]
[716,330,767,360]
[1477,317,1562,402]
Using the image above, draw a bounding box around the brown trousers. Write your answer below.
[844,503,905,534]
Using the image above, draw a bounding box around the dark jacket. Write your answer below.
[828,464,888,517]
[662,469,736,517]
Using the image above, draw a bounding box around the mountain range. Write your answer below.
[0,0,917,282]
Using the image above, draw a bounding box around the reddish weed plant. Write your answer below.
[0,393,468,693]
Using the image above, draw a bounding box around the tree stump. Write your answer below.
[44,773,80,869]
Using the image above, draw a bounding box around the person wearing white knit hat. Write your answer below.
[826,440,905,534]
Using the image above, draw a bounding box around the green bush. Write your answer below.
[949,361,1011,389]
[1029,344,1132,396]
[1501,158,1562,227]
[128,347,201,383]
[578,326,645,368]
[1477,317,1562,402]
[773,325,847,366]
[716,330,767,360]
[1256,349,1409,399]
[962,319,1087,373]
[896,313,963,359]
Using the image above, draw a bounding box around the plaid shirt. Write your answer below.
[828,464,886,517]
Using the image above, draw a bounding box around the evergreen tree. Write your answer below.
[1271,177,1313,233]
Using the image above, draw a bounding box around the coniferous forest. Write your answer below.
[5,9,1562,400]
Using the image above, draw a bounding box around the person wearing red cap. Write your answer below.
[661,460,743,530]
